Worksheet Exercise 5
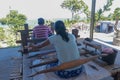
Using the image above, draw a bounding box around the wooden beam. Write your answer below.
[30,58,58,68]
[83,41,101,50]
[28,49,56,58]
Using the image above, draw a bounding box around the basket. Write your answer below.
[101,49,118,65]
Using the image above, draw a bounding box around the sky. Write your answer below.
[0,0,120,20]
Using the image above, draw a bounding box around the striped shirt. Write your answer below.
[33,25,52,39]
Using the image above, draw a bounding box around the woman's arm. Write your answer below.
[27,39,50,51]
[37,39,50,49]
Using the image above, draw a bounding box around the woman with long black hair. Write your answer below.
[28,20,83,78]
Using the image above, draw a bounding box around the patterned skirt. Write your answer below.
[48,62,83,79]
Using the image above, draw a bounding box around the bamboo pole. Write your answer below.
[90,0,96,39]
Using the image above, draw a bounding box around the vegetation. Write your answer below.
[0,10,27,34]
[0,1,120,48]
[61,0,90,23]
[95,0,114,23]
[0,27,5,41]
[0,10,27,47]
[112,8,120,20]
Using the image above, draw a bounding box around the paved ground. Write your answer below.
[0,47,21,80]
[0,46,21,60]
[79,31,114,42]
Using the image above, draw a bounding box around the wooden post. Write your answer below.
[90,0,96,39]
[16,23,53,80]
[23,54,32,80]
[20,24,32,80]
[113,18,120,46]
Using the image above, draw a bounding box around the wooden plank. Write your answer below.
[83,41,101,50]
[28,49,56,58]
[16,38,46,44]
[17,29,33,32]
[23,54,33,80]
[30,58,58,68]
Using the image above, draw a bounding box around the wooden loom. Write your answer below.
[15,24,108,80]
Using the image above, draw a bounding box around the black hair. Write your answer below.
[54,20,69,42]
[38,18,44,25]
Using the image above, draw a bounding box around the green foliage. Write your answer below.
[5,31,17,47]
[0,10,27,47]
[0,10,27,34]
[103,0,113,11]
[107,13,113,20]
[0,27,5,41]
[61,0,90,20]
[0,18,7,25]
[7,10,27,26]
[96,0,113,22]
[63,19,73,28]
[112,8,120,20]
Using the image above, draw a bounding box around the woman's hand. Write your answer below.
[24,43,39,52]
[25,39,50,52]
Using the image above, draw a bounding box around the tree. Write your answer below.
[112,8,120,20]
[61,0,90,20]
[95,0,113,22]
[0,10,27,47]
[0,10,27,34]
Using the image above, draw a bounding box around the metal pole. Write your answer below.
[90,0,96,39]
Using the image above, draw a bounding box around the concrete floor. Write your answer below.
[0,47,21,80]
